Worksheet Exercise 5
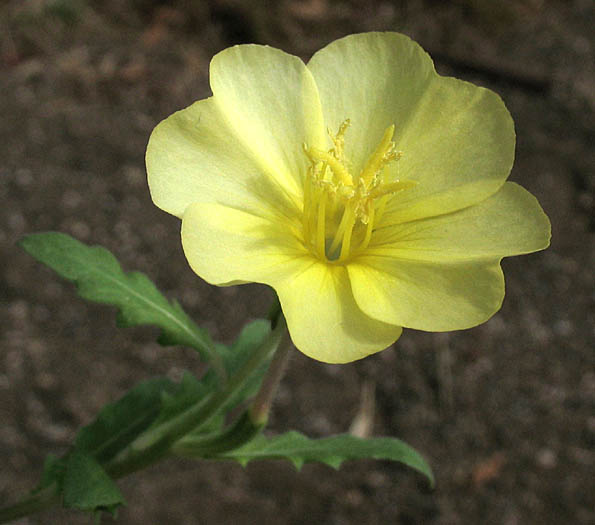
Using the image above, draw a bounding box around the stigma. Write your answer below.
[302,120,416,263]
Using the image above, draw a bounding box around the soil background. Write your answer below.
[1,1,594,524]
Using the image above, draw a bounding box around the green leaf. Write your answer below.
[32,320,272,498]
[151,371,224,434]
[215,431,434,485]
[19,232,215,361]
[75,377,177,463]
[62,451,124,516]
[32,375,200,507]
[217,319,274,412]
[35,454,67,493]
[150,320,273,433]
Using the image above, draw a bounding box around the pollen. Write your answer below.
[302,120,416,263]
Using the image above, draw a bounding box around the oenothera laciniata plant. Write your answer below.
[2,32,550,522]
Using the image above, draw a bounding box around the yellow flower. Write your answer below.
[146,32,550,364]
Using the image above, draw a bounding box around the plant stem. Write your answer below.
[249,329,292,425]
[173,322,292,458]
[0,312,289,523]
[172,411,264,458]
[104,313,288,478]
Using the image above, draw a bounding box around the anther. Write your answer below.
[301,120,414,263]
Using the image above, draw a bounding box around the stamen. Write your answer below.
[301,121,414,264]
[302,168,313,241]
[316,190,327,259]
[329,119,350,161]
[359,204,375,253]
[338,207,356,263]
[328,205,353,257]
[359,124,396,185]
[369,179,417,199]
[304,146,352,187]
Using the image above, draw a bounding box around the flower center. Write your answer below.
[301,119,416,263]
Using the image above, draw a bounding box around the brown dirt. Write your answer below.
[1,1,593,524]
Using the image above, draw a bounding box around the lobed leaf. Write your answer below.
[33,452,125,518]
[214,431,434,485]
[62,451,125,516]
[19,232,215,362]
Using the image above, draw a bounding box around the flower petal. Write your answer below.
[210,44,326,198]
[181,202,304,286]
[182,202,402,363]
[371,182,551,261]
[147,97,300,219]
[274,263,403,363]
[307,32,515,221]
[348,257,505,331]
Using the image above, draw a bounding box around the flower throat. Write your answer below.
[302,120,416,263]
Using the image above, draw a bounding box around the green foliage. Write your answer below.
[215,319,274,412]
[25,319,275,519]
[62,451,124,516]
[7,232,434,523]
[19,232,215,362]
[154,372,213,428]
[32,380,180,518]
[34,452,124,518]
[75,377,177,463]
[36,454,66,492]
[214,431,434,485]
[153,320,273,430]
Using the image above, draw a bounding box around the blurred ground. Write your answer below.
[1,0,594,524]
